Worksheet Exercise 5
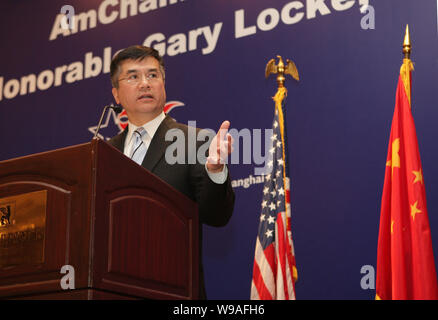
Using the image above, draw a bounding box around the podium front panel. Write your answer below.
[0,144,94,298]
[92,141,199,300]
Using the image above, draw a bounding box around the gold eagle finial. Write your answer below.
[265,55,299,88]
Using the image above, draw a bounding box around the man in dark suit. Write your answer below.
[108,45,235,299]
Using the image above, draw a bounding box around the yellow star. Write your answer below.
[391,138,400,176]
[391,220,394,234]
[412,169,423,185]
[410,201,422,221]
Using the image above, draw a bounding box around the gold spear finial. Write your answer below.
[265,55,299,89]
[403,24,411,59]
[401,25,414,108]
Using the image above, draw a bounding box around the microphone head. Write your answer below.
[110,104,123,114]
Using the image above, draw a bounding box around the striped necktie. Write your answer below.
[130,127,147,165]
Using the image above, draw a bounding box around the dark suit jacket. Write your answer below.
[108,115,235,299]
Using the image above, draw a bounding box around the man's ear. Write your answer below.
[112,87,120,104]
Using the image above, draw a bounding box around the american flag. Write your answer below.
[251,104,297,300]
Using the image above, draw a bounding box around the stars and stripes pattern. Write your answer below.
[251,105,297,300]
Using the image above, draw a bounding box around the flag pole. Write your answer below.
[251,56,300,300]
[265,56,300,283]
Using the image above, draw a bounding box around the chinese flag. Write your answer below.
[376,58,438,300]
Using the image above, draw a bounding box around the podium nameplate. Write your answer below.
[0,190,47,269]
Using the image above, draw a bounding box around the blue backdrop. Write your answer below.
[1,0,438,299]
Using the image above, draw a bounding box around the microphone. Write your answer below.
[93,104,123,139]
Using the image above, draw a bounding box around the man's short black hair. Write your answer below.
[110,45,165,88]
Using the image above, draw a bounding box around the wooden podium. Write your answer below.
[0,139,199,299]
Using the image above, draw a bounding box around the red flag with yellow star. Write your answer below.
[375,55,438,300]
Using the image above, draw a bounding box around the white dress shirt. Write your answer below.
[123,112,227,184]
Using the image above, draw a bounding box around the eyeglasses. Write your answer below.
[118,72,163,85]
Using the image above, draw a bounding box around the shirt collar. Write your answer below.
[126,112,166,145]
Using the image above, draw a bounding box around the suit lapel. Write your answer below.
[141,115,177,172]
[110,127,128,153]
